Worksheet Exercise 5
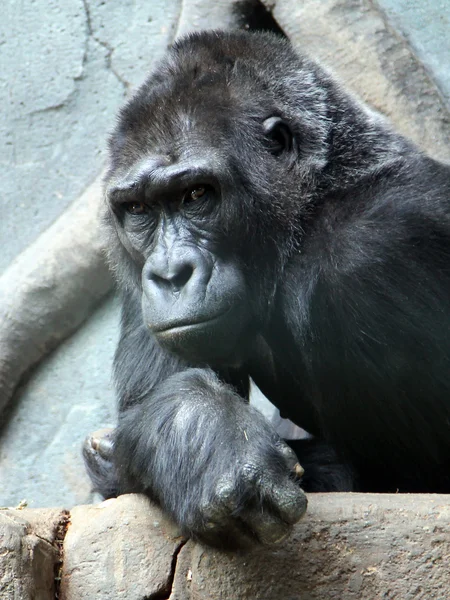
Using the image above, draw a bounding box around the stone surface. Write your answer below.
[172,494,450,599]
[377,0,450,106]
[0,507,66,600]
[174,0,239,37]
[2,494,446,599]
[60,494,184,600]
[263,0,450,163]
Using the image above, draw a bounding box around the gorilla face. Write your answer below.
[107,158,252,364]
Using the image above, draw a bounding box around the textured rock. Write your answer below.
[60,494,184,600]
[172,493,450,600]
[174,0,239,37]
[376,0,450,105]
[2,494,447,599]
[0,507,67,600]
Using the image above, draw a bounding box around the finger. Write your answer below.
[263,477,308,525]
[88,428,115,459]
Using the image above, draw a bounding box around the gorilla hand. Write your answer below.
[114,369,307,548]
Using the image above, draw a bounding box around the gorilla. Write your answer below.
[84,30,450,548]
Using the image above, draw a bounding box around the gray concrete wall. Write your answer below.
[0,0,449,510]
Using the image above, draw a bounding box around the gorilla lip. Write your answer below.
[151,306,232,335]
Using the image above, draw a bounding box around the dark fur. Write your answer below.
[85,31,450,548]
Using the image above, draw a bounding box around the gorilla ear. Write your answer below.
[263,116,295,156]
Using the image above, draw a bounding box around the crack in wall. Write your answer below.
[81,0,129,91]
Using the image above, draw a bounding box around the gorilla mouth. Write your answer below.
[152,307,232,336]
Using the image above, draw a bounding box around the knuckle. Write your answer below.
[275,440,298,464]
[279,486,308,524]
[241,462,260,483]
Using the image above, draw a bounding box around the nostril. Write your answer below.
[149,264,194,292]
[150,273,172,290]
[171,264,194,291]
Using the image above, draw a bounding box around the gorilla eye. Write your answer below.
[124,201,147,215]
[185,186,207,203]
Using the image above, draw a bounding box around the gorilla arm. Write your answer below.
[91,290,307,549]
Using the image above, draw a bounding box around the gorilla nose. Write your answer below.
[149,261,195,293]
[143,245,214,298]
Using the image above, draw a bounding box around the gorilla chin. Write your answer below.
[152,304,252,365]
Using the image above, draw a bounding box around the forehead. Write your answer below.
[118,69,238,156]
